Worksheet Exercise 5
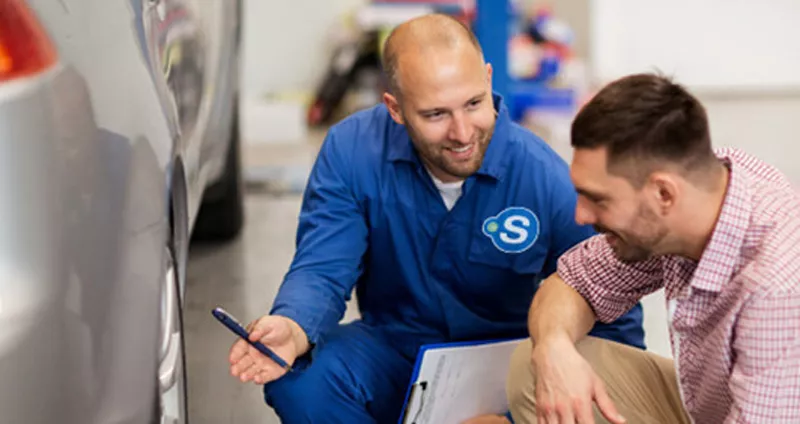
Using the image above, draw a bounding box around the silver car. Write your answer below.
[0,0,243,422]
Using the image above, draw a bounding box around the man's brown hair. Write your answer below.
[571,73,715,185]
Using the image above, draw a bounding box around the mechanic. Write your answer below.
[228,14,644,423]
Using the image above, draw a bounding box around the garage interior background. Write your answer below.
[236,0,800,351]
[240,0,800,180]
[186,0,800,422]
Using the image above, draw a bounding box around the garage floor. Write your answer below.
[183,147,363,423]
[184,194,298,424]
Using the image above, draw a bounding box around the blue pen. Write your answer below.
[211,307,294,372]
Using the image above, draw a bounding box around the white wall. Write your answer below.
[241,0,367,97]
[589,0,800,94]
[704,96,800,184]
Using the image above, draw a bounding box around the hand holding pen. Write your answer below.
[222,309,310,384]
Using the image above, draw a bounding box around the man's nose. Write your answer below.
[448,112,471,143]
[574,201,595,226]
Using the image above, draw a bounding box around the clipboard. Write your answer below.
[398,338,525,424]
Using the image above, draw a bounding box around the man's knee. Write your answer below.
[506,339,536,418]
[263,365,328,422]
[262,322,411,423]
[505,337,608,421]
[264,352,365,423]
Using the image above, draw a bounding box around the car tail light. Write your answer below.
[0,0,57,82]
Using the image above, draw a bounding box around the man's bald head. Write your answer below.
[381,14,484,97]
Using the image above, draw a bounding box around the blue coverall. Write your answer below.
[265,94,644,423]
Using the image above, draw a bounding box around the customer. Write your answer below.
[507,73,800,423]
[227,14,644,424]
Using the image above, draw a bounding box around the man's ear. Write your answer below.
[486,62,493,88]
[648,172,679,215]
[383,92,404,125]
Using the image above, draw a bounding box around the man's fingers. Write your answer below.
[229,353,254,377]
[246,316,273,339]
[253,371,270,385]
[248,326,269,342]
[251,322,285,345]
[239,361,261,383]
[555,402,575,424]
[535,386,555,423]
[234,343,278,375]
[537,396,559,424]
[574,396,595,424]
[593,380,625,424]
[228,339,250,364]
[256,369,275,384]
[255,366,284,385]
[537,412,548,424]
[239,366,256,382]
[231,354,254,375]
[235,353,284,384]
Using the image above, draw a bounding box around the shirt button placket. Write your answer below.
[669,287,694,423]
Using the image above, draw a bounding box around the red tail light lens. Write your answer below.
[0,0,57,82]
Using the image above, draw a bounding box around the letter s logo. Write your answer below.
[500,215,530,245]
[483,207,539,253]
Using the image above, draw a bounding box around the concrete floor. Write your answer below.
[184,191,361,424]
[184,194,299,424]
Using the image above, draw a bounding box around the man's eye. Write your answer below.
[424,112,444,119]
[467,100,482,109]
[582,194,606,206]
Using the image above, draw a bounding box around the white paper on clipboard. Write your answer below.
[401,338,524,424]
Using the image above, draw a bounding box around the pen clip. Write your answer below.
[214,307,244,327]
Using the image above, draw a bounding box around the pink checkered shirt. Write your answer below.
[558,148,800,423]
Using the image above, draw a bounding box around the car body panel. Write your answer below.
[0,0,241,421]
[0,61,166,423]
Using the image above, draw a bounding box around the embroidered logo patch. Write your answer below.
[482,207,540,253]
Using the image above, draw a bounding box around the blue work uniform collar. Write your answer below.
[387,92,511,181]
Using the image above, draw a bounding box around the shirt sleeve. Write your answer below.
[269,128,368,345]
[557,236,664,323]
[726,289,800,423]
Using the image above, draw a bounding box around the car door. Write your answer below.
[10,0,178,422]
[142,0,240,231]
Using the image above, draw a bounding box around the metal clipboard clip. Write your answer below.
[402,381,429,424]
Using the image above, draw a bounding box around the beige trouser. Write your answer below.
[506,337,691,424]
